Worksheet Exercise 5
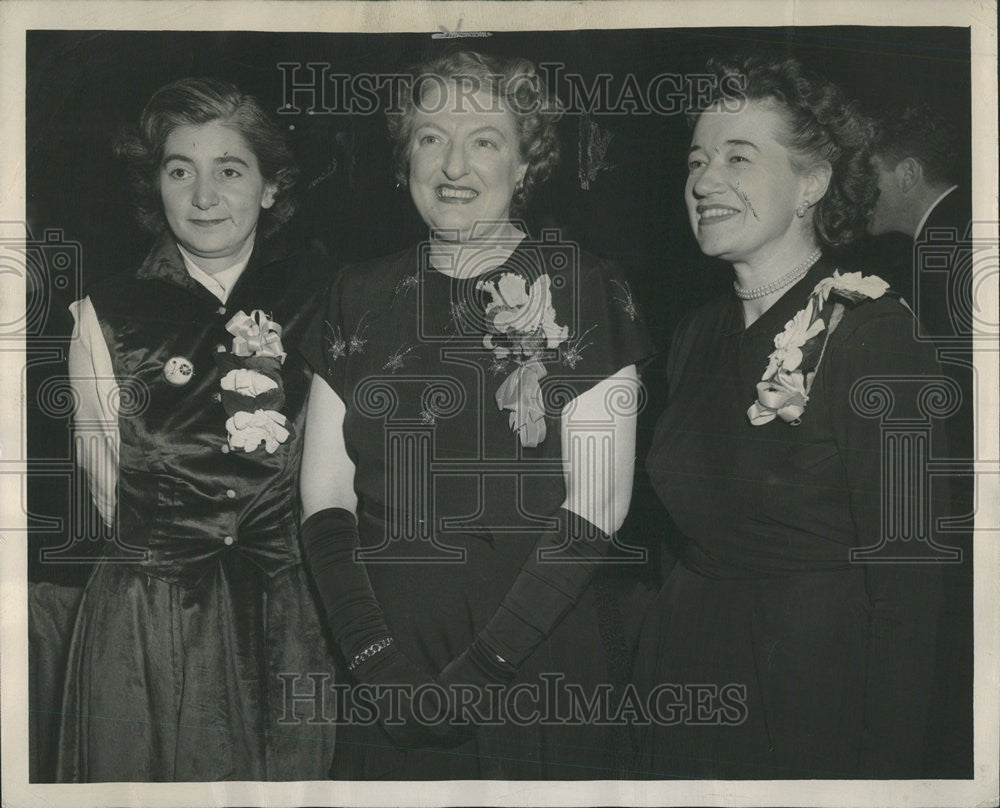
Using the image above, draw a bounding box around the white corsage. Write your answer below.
[220,368,279,397]
[477,272,569,447]
[215,309,293,453]
[225,410,290,454]
[748,270,889,426]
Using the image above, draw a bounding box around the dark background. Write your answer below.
[23,24,973,781]
[25,25,971,574]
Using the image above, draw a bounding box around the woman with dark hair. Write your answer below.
[56,77,336,781]
[298,50,652,779]
[634,54,944,779]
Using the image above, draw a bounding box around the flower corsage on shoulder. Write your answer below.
[215,309,293,453]
[748,271,890,426]
[477,271,569,448]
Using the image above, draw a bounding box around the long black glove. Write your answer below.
[300,507,470,748]
[439,508,611,687]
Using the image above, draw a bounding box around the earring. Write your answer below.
[795,202,809,218]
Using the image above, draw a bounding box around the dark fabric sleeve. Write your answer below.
[663,308,702,398]
[549,256,655,399]
[822,301,945,777]
[298,266,352,398]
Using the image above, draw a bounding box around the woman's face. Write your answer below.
[159,121,276,271]
[685,100,813,267]
[407,81,528,242]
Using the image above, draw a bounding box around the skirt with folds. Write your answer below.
[632,562,869,779]
[52,551,337,782]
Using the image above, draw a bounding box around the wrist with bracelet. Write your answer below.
[347,636,394,671]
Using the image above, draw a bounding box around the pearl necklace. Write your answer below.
[734,248,823,301]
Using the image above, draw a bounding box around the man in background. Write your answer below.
[868,106,972,335]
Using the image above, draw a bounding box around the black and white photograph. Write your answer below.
[1,2,997,806]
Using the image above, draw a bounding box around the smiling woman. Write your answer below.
[44,77,337,782]
[296,51,653,779]
[635,54,946,779]
[685,103,825,288]
[405,80,527,241]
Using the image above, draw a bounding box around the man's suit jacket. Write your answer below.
[913,186,973,341]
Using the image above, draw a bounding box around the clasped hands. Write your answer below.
[300,505,608,751]
[347,634,515,750]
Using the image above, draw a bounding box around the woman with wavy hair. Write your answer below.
[635,54,944,779]
[56,77,336,781]
[299,50,652,779]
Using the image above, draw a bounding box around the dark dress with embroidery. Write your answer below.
[301,239,653,779]
[55,236,337,781]
[634,257,945,779]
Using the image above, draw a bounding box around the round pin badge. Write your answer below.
[162,356,194,386]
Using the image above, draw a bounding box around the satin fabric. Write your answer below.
[51,235,338,781]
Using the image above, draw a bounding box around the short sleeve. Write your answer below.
[68,296,119,527]
[548,255,655,399]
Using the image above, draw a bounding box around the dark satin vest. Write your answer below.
[89,235,329,584]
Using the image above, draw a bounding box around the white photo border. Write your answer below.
[2,1,997,806]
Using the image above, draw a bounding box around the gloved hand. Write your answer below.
[440,509,611,685]
[300,507,471,749]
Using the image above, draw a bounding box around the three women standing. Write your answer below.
[51,50,947,784]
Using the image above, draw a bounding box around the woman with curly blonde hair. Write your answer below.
[299,50,652,779]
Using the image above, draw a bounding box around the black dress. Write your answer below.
[54,236,338,781]
[302,238,653,779]
[635,257,945,779]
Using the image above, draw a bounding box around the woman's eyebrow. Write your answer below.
[469,125,508,140]
[161,154,251,167]
[725,139,760,151]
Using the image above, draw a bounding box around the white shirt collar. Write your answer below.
[175,241,254,303]
[177,240,253,303]
[914,185,959,239]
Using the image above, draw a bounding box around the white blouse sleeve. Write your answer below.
[68,296,119,528]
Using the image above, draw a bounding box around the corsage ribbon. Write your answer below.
[748,373,811,426]
[226,309,286,362]
[495,357,548,448]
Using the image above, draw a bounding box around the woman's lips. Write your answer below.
[189,218,229,227]
[436,185,478,203]
[697,205,741,225]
